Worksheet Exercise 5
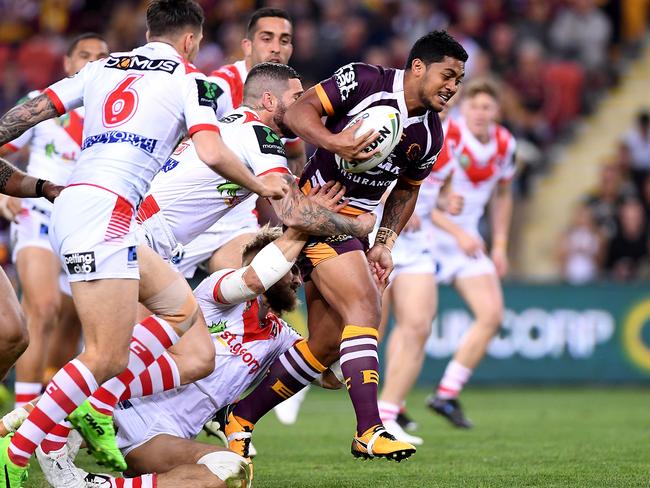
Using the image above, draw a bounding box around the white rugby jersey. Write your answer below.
[44,42,221,206]
[138,107,289,246]
[432,118,516,239]
[6,91,84,210]
[122,268,301,439]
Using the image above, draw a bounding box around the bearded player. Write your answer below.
[222,31,468,461]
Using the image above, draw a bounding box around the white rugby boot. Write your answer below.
[382,419,424,446]
[36,444,87,488]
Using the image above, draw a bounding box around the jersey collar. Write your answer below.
[393,69,427,126]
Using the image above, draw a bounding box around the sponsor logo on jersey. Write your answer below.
[219,113,243,124]
[105,55,179,73]
[39,223,48,236]
[217,330,262,374]
[253,126,286,157]
[334,64,358,101]
[196,79,222,112]
[82,131,158,154]
[64,251,96,274]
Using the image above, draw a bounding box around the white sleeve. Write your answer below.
[45,61,95,114]
[183,73,221,137]
[194,268,238,306]
[245,124,290,176]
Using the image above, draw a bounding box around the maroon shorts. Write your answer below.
[298,234,369,282]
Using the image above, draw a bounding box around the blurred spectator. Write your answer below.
[584,163,637,240]
[557,203,604,284]
[549,0,611,89]
[488,22,516,78]
[623,110,650,193]
[604,198,650,281]
[514,0,554,48]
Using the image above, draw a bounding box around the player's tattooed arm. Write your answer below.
[380,178,420,235]
[0,94,59,147]
[0,157,63,202]
[271,175,376,237]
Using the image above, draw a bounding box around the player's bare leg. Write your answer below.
[379,273,437,445]
[0,269,27,380]
[42,293,82,384]
[207,233,256,272]
[13,247,63,406]
[428,272,503,427]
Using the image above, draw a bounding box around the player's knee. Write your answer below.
[197,451,251,488]
[347,289,382,326]
[25,295,61,330]
[81,346,130,383]
[142,277,198,335]
[478,306,503,332]
[181,341,216,383]
[402,318,432,343]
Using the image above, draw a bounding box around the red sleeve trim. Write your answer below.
[44,88,65,115]
[258,167,290,176]
[183,60,201,74]
[284,137,301,147]
[188,124,220,138]
[213,270,237,304]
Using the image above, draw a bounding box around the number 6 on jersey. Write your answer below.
[103,74,142,127]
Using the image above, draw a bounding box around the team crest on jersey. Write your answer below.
[208,319,228,334]
[406,143,421,162]
[216,182,243,206]
[105,55,179,73]
[460,154,471,168]
[334,64,358,101]
[253,126,286,157]
[196,80,222,112]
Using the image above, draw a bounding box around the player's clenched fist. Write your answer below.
[258,172,290,199]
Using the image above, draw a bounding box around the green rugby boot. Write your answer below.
[68,400,126,471]
[1,434,29,488]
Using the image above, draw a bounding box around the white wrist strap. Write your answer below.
[249,242,295,289]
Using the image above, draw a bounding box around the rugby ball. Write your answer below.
[335,105,403,174]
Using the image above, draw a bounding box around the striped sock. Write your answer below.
[89,316,179,415]
[39,420,73,454]
[14,382,42,408]
[234,340,325,424]
[118,352,181,402]
[101,473,157,487]
[436,360,472,399]
[9,359,98,467]
[339,325,382,435]
[378,400,400,423]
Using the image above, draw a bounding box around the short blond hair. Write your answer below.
[242,225,283,262]
[463,77,500,101]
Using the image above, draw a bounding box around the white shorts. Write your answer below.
[178,203,258,278]
[391,228,435,277]
[50,184,140,282]
[11,203,72,295]
[115,384,215,456]
[433,241,496,284]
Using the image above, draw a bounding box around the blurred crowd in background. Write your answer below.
[0,0,648,283]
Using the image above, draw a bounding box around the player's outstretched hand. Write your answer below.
[366,243,393,285]
[306,180,347,212]
[259,172,290,199]
[456,231,484,258]
[330,118,380,162]
[0,195,22,221]
[42,181,64,203]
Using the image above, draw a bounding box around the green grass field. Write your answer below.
[7,387,650,488]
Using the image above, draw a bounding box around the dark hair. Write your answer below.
[405,30,468,69]
[146,0,204,37]
[66,32,107,56]
[246,7,291,38]
[638,110,650,127]
[247,62,301,85]
[463,77,500,101]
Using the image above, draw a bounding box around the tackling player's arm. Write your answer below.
[0,157,62,202]
[0,94,58,147]
[269,174,376,237]
[285,139,306,176]
[213,227,306,305]
[489,178,513,277]
[192,130,289,199]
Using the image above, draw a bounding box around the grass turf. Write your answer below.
[7,387,650,487]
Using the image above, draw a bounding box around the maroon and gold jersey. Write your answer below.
[299,62,444,216]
